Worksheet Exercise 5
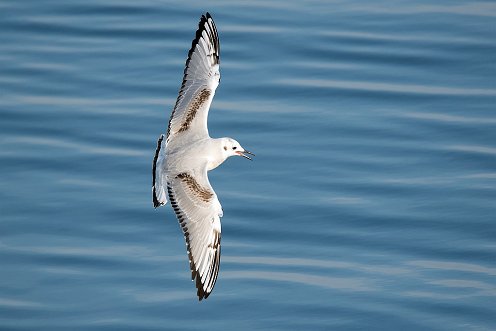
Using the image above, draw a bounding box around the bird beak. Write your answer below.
[237,150,255,161]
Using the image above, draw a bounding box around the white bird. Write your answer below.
[152,12,254,300]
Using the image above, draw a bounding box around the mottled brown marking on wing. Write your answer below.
[176,172,213,202]
[177,89,211,133]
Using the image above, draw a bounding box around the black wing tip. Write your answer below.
[194,234,221,301]
[196,273,208,301]
[189,234,221,301]
[185,12,220,69]
[201,12,214,26]
[195,273,213,301]
[191,251,217,301]
[201,12,211,22]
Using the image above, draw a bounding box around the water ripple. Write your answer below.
[1,0,495,330]
[279,78,496,96]
[222,271,374,292]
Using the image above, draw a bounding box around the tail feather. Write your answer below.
[153,134,167,208]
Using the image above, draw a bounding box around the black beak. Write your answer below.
[238,150,255,161]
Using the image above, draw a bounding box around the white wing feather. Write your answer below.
[167,165,223,300]
[166,13,220,148]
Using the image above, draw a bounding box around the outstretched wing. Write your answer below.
[166,13,220,147]
[167,166,223,300]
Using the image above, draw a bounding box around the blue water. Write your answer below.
[1,1,495,330]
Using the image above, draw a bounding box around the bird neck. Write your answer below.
[206,138,229,171]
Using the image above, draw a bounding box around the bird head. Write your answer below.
[222,138,254,160]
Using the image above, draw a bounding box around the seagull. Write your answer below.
[152,12,254,301]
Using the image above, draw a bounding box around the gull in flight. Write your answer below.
[152,12,254,300]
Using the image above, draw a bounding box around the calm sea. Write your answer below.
[1,1,495,330]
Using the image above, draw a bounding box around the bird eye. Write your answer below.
[224,146,227,151]
[232,147,237,150]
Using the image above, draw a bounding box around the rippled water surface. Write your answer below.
[1,1,495,330]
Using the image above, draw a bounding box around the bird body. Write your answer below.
[165,138,233,172]
[152,13,253,300]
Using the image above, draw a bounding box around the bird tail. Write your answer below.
[153,134,167,208]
